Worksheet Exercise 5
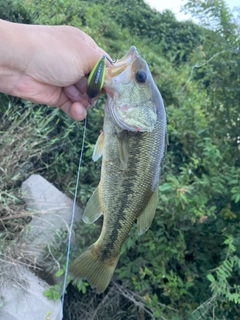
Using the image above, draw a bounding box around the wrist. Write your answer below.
[0,19,33,96]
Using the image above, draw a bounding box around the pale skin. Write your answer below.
[0,19,109,120]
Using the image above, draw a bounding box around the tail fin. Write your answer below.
[70,246,119,294]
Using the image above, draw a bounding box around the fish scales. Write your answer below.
[98,115,165,259]
[70,46,167,293]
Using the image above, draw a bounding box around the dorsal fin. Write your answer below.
[137,188,158,235]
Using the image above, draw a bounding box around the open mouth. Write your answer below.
[105,46,139,80]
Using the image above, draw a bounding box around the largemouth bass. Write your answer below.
[70,47,167,293]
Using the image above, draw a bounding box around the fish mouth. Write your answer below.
[105,46,138,82]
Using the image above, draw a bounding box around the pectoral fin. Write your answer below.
[83,186,103,224]
[137,189,158,235]
[92,132,104,162]
[117,131,129,169]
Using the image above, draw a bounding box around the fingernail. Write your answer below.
[74,104,87,120]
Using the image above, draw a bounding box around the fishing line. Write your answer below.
[61,116,87,316]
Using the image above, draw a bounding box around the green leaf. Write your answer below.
[55,269,64,277]
[207,274,215,283]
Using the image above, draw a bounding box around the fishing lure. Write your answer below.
[87,56,113,99]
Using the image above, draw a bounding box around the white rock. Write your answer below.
[0,264,62,320]
[1,174,84,320]
[20,174,82,266]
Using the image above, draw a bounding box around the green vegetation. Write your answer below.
[0,0,240,319]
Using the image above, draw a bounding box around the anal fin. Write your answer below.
[83,186,103,224]
[117,130,129,169]
[92,131,104,162]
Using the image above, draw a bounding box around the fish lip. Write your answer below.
[105,46,139,81]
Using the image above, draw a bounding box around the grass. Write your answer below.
[0,97,82,284]
[0,95,103,301]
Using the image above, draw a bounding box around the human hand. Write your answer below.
[0,20,109,120]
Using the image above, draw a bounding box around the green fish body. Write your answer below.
[70,47,167,293]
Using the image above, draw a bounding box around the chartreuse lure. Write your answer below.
[87,56,108,99]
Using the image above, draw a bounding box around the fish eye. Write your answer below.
[136,70,147,83]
